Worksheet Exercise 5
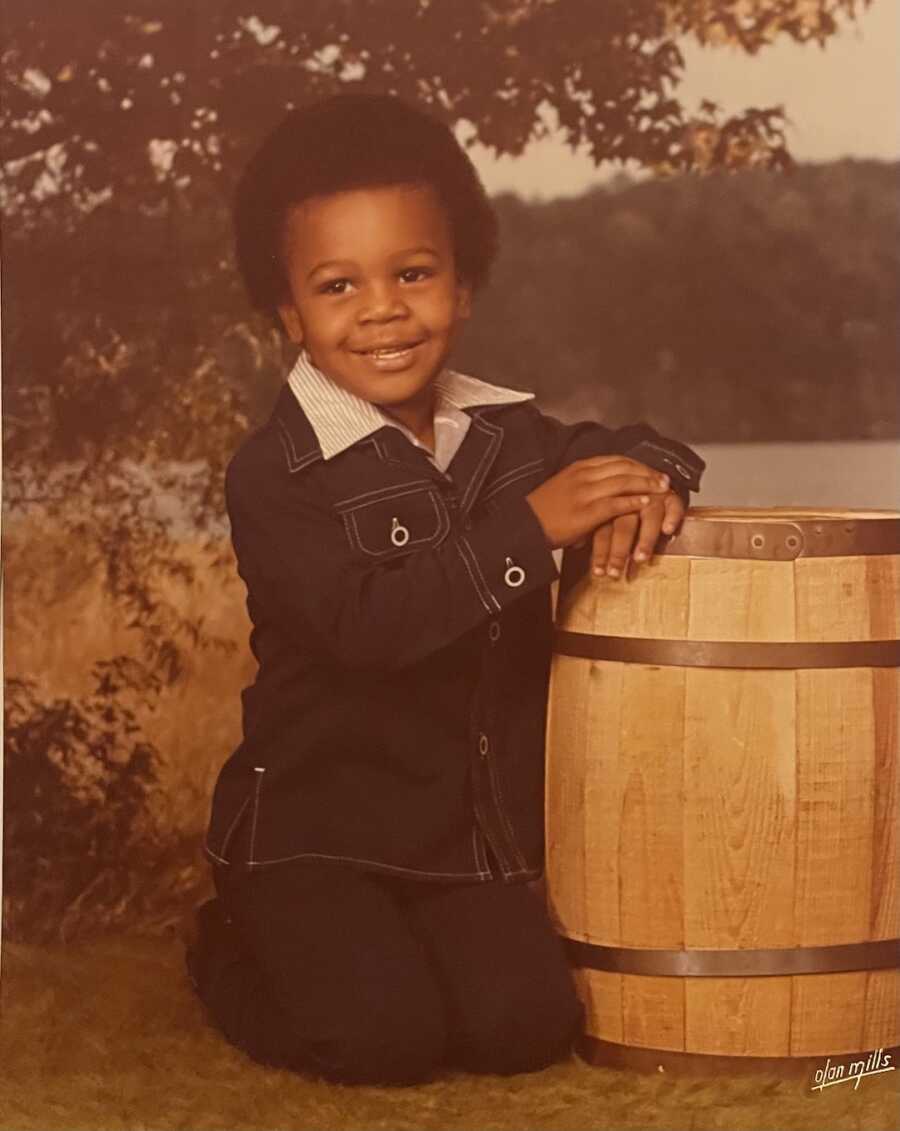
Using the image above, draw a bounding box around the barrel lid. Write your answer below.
[659,507,900,560]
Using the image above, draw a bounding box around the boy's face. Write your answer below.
[277,183,472,431]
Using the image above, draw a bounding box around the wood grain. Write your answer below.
[683,669,796,949]
[573,969,624,1044]
[554,570,600,634]
[794,669,875,947]
[862,969,900,1050]
[687,559,796,643]
[790,973,867,1057]
[622,975,685,1052]
[589,555,690,640]
[795,556,871,641]
[616,664,685,949]
[582,661,625,945]
[871,668,899,940]
[544,655,591,940]
[684,557,796,949]
[865,554,900,641]
[685,977,791,1057]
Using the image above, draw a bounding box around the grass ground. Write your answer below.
[1,935,895,1131]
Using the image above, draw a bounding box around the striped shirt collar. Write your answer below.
[286,350,534,461]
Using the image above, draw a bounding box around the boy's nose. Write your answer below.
[358,282,408,323]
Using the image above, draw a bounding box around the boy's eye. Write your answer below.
[399,266,433,284]
[318,278,352,295]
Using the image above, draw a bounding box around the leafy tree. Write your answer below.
[1,0,871,226]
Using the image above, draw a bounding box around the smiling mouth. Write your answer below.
[355,341,424,359]
[352,342,427,372]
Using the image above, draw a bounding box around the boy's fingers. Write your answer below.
[631,496,668,561]
[581,473,668,502]
[590,523,612,576]
[579,463,670,493]
[603,514,639,579]
[573,455,667,481]
[574,458,671,492]
[587,494,651,529]
[632,502,664,564]
[662,491,686,535]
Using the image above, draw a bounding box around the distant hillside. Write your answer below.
[3,161,897,463]
[458,161,899,442]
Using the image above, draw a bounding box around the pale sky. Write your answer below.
[469,1,899,199]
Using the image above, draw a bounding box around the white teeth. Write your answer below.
[371,347,409,358]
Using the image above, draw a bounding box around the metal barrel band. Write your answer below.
[577,1037,900,1077]
[657,515,900,560]
[565,937,900,978]
[553,630,900,670]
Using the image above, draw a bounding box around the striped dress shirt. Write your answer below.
[287,350,534,472]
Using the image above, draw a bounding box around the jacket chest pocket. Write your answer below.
[336,482,451,560]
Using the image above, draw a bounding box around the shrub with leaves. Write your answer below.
[3,661,203,942]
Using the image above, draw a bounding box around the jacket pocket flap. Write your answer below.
[337,485,450,558]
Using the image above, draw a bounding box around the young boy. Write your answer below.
[188,93,704,1084]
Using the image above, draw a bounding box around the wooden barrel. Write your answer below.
[546,507,900,1073]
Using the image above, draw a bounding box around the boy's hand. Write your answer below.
[525,456,671,550]
[589,490,686,578]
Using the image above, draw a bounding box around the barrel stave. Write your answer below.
[790,971,870,1056]
[618,665,685,949]
[623,975,685,1052]
[795,669,875,947]
[544,655,591,940]
[683,669,796,950]
[687,559,796,642]
[862,969,900,1050]
[686,977,791,1056]
[872,669,899,939]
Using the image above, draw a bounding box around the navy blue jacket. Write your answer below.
[205,384,704,882]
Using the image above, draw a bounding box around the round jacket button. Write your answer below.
[488,620,501,643]
[503,557,526,588]
[390,517,410,547]
[478,733,489,757]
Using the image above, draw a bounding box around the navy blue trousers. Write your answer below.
[190,855,583,1084]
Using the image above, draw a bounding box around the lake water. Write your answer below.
[689,441,899,511]
[11,443,895,537]
[137,440,900,529]
[164,441,894,530]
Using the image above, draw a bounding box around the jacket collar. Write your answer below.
[285,350,533,462]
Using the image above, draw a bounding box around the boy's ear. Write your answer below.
[456,282,472,320]
[277,301,305,344]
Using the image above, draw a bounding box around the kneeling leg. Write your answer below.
[401,878,583,1076]
[188,861,447,1085]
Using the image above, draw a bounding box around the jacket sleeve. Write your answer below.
[531,407,705,505]
[226,443,560,674]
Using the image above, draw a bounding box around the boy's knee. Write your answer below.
[454,973,584,1076]
[204,986,445,1084]
[296,1005,446,1085]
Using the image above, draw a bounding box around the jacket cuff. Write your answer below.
[458,494,559,614]
[624,437,705,494]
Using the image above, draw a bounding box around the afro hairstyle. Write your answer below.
[233,92,499,325]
